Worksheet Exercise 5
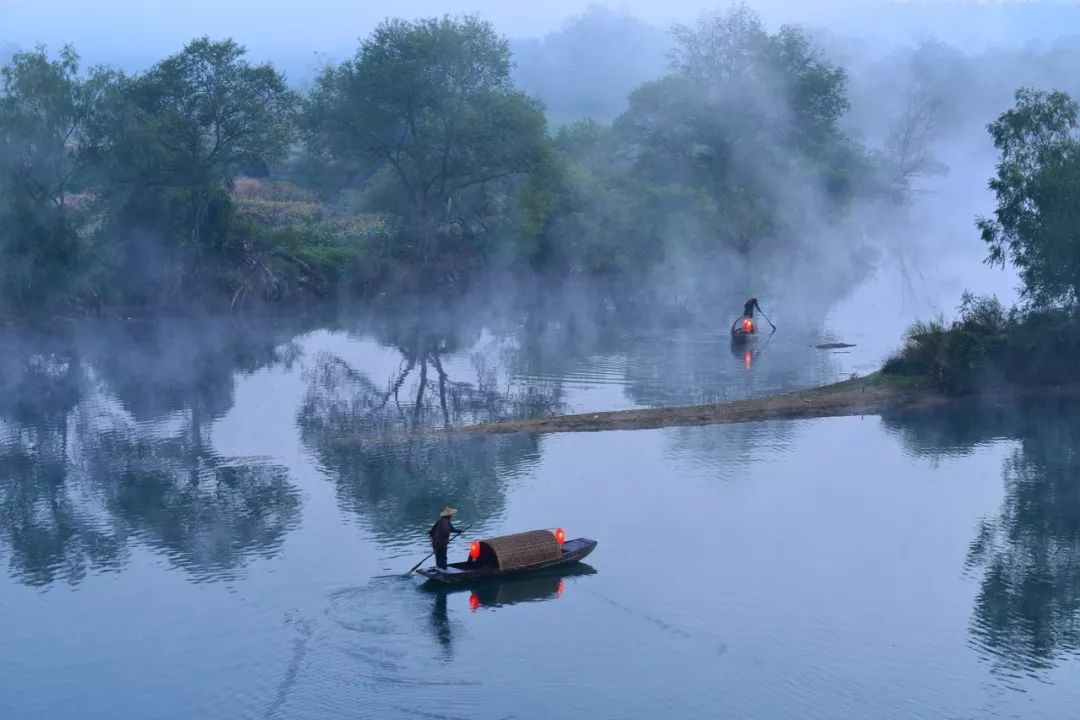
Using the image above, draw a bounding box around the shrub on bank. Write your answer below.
[883,293,1080,393]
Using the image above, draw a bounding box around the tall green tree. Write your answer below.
[978,88,1080,308]
[305,16,551,259]
[91,38,296,301]
[0,46,110,307]
[613,5,866,255]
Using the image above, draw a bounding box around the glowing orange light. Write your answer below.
[744,350,752,370]
[742,317,754,333]
[554,528,565,544]
[557,579,565,596]
[469,541,480,561]
[469,593,480,611]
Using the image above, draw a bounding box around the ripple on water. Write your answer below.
[262,579,482,720]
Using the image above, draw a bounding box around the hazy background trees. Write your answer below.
[510,6,668,126]
[3,5,1080,316]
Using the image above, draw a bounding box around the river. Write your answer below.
[6,253,1078,719]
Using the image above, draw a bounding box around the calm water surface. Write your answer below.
[4,276,1077,719]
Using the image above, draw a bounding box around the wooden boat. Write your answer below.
[416,528,597,585]
[731,315,756,338]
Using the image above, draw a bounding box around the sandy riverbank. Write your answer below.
[430,374,937,436]
[431,374,1080,437]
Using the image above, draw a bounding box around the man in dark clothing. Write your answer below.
[744,297,762,318]
[428,507,460,569]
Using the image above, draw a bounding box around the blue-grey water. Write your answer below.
[7,257,1078,720]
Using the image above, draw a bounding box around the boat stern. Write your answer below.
[415,566,447,581]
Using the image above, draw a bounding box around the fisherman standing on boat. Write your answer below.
[732,296,762,335]
[428,507,461,570]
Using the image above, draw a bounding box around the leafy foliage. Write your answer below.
[0,46,110,308]
[304,16,551,264]
[883,292,1080,393]
[543,5,877,276]
[620,6,864,209]
[86,38,298,305]
[978,89,1080,308]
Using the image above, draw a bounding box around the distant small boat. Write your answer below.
[416,529,597,585]
[731,315,757,338]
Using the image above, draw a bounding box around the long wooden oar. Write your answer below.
[758,308,777,331]
[405,523,473,576]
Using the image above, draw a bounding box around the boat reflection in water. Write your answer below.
[730,337,756,370]
[730,328,776,370]
[421,563,597,611]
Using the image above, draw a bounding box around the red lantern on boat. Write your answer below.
[469,541,481,561]
[554,528,566,544]
[742,317,754,333]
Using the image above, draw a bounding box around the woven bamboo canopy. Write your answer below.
[476,530,561,571]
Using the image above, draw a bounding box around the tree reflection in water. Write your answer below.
[885,401,1080,680]
[966,413,1080,680]
[297,318,562,544]
[310,310,566,434]
[0,317,308,587]
[0,341,125,586]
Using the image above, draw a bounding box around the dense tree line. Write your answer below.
[0,39,297,311]
[0,8,907,316]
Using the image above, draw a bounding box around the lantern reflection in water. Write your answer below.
[454,564,596,610]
